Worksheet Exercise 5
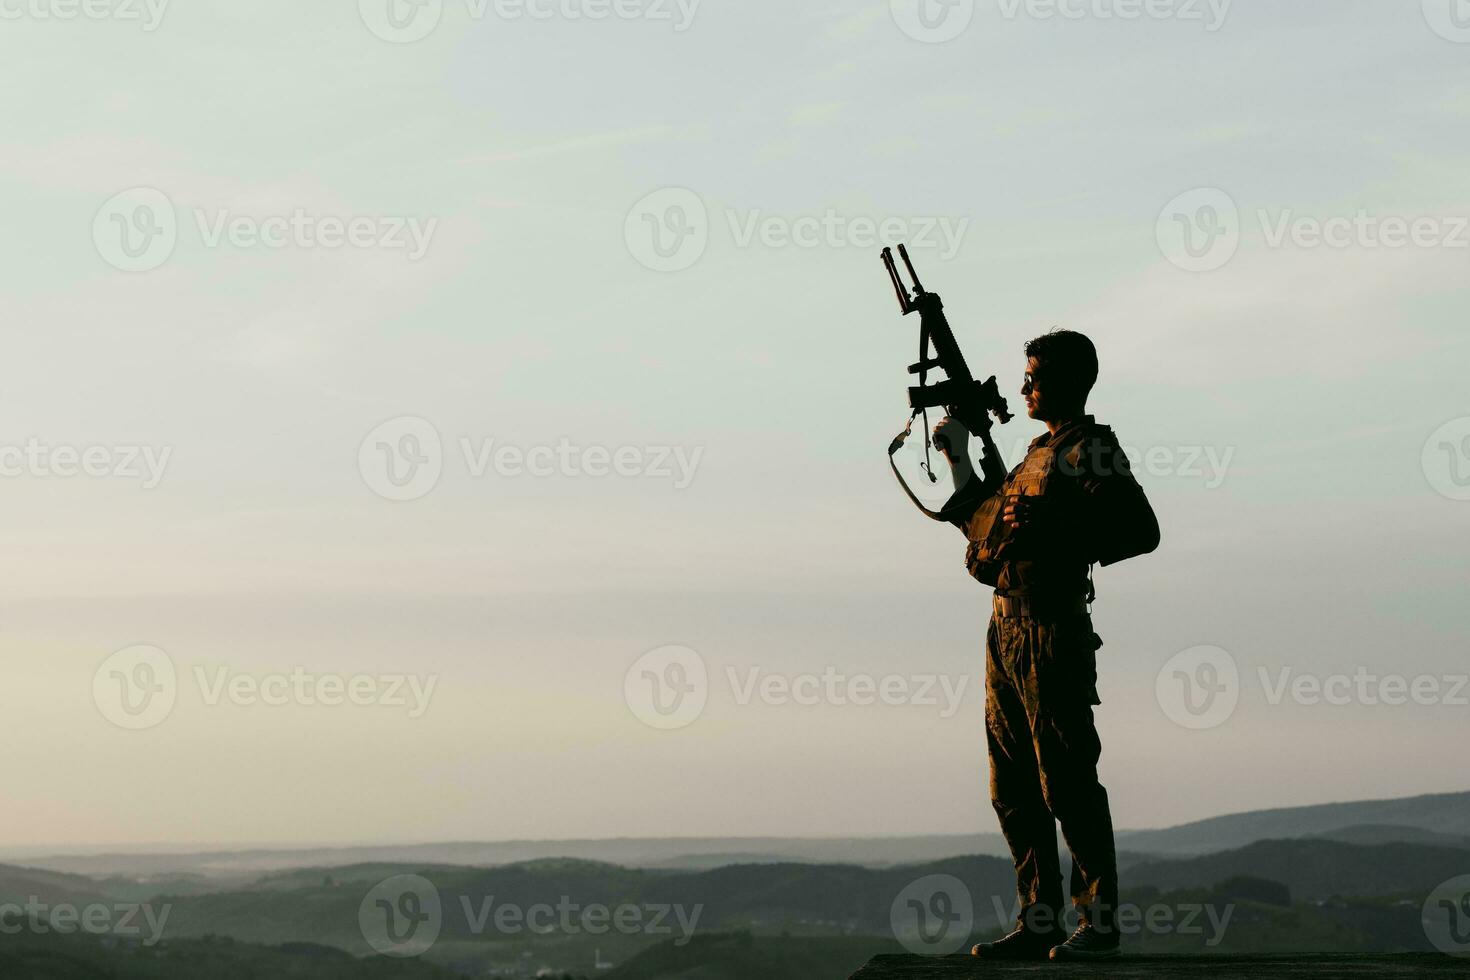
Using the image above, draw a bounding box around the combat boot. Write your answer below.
[1048,922,1120,960]
[971,925,1068,961]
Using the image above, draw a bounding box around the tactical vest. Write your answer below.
[965,426,1105,587]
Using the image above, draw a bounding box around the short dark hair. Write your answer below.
[1025,329,1098,397]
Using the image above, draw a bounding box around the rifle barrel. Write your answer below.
[881,248,912,313]
[897,244,924,296]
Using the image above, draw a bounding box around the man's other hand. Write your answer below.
[932,416,970,460]
[1002,494,1045,529]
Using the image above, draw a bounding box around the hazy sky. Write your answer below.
[2,0,1468,849]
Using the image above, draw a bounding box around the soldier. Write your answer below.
[933,329,1159,961]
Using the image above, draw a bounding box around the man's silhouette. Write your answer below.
[932,330,1159,961]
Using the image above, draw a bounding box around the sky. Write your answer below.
[1,0,1468,849]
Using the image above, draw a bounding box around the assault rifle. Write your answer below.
[883,244,1013,521]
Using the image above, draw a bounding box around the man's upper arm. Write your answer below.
[1072,434,1161,565]
[944,470,1003,535]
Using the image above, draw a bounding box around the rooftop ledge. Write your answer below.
[850,953,1464,979]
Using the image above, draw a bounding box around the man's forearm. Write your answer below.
[943,456,1004,532]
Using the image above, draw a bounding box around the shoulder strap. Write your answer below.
[888,412,956,523]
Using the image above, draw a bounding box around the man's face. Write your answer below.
[1021,356,1048,421]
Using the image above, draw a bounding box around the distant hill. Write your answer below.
[1305,823,1470,849]
[8,838,1459,977]
[6,834,1014,879]
[156,855,1023,950]
[153,838,1470,958]
[0,932,459,980]
[13,789,1468,883]
[1116,790,1470,855]
[1127,838,1470,901]
[0,863,112,906]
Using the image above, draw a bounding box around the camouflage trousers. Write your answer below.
[985,612,1119,932]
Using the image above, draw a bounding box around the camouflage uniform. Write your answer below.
[947,415,1159,932]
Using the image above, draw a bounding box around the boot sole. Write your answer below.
[1049,947,1121,961]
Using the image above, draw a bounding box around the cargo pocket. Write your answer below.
[1040,617,1103,706]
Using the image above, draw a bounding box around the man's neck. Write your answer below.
[1045,412,1086,436]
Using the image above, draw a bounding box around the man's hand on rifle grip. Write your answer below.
[931,416,977,485]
